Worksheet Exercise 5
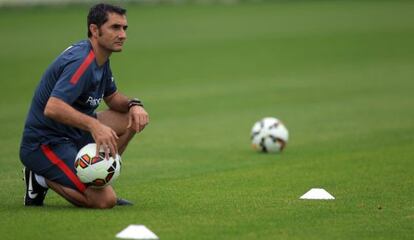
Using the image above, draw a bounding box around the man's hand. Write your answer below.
[44,97,119,159]
[127,106,149,132]
[90,122,119,159]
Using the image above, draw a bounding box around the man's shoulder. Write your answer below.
[58,40,93,63]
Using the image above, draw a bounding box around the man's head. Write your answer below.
[87,3,128,52]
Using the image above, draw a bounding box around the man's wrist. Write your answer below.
[85,116,100,132]
[128,98,144,111]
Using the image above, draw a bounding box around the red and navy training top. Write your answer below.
[21,40,117,148]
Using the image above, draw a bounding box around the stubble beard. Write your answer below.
[98,30,123,53]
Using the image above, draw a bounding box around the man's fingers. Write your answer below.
[132,117,140,132]
[127,115,132,129]
[128,112,150,133]
[109,144,117,158]
[112,129,119,140]
[91,123,120,159]
[95,143,101,157]
[111,130,119,155]
[104,145,110,160]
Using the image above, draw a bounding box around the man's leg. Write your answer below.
[97,110,136,155]
[21,110,136,208]
[21,142,117,208]
[96,109,136,206]
[34,110,136,208]
[46,180,116,209]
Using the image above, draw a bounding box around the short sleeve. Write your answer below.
[51,51,94,104]
[104,69,117,97]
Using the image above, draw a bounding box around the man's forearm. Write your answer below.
[44,96,99,132]
[104,91,130,113]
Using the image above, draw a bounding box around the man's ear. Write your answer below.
[89,24,99,38]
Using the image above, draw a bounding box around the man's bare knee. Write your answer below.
[97,110,129,136]
[90,197,116,209]
[85,186,117,209]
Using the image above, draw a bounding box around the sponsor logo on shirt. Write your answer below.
[86,95,103,107]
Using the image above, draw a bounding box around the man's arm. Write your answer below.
[104,91,149,132]
[104,91,129,113]
[44,96,119,158]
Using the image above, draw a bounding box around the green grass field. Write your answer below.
[1,1,414,239]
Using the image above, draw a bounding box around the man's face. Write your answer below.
[96,12,128,52]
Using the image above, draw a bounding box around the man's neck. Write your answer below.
[88,38,111,66]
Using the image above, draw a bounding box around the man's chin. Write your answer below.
[102,46,123,53]
[110,44,124,52]
[109,46,123,52]
[113,43,125,52]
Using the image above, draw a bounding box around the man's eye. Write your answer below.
[111,24,127,31]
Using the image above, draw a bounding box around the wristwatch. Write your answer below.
[128,98,144,110]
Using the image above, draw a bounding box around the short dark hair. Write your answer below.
[87,3,127,37]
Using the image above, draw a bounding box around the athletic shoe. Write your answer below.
[116,198,133,206]
[23,167,48,206]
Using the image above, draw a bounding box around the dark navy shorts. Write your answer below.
[20,134,94,193]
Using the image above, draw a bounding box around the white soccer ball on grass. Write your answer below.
[251,117,289,153]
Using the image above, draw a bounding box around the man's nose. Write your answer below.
[119,29,127,39]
